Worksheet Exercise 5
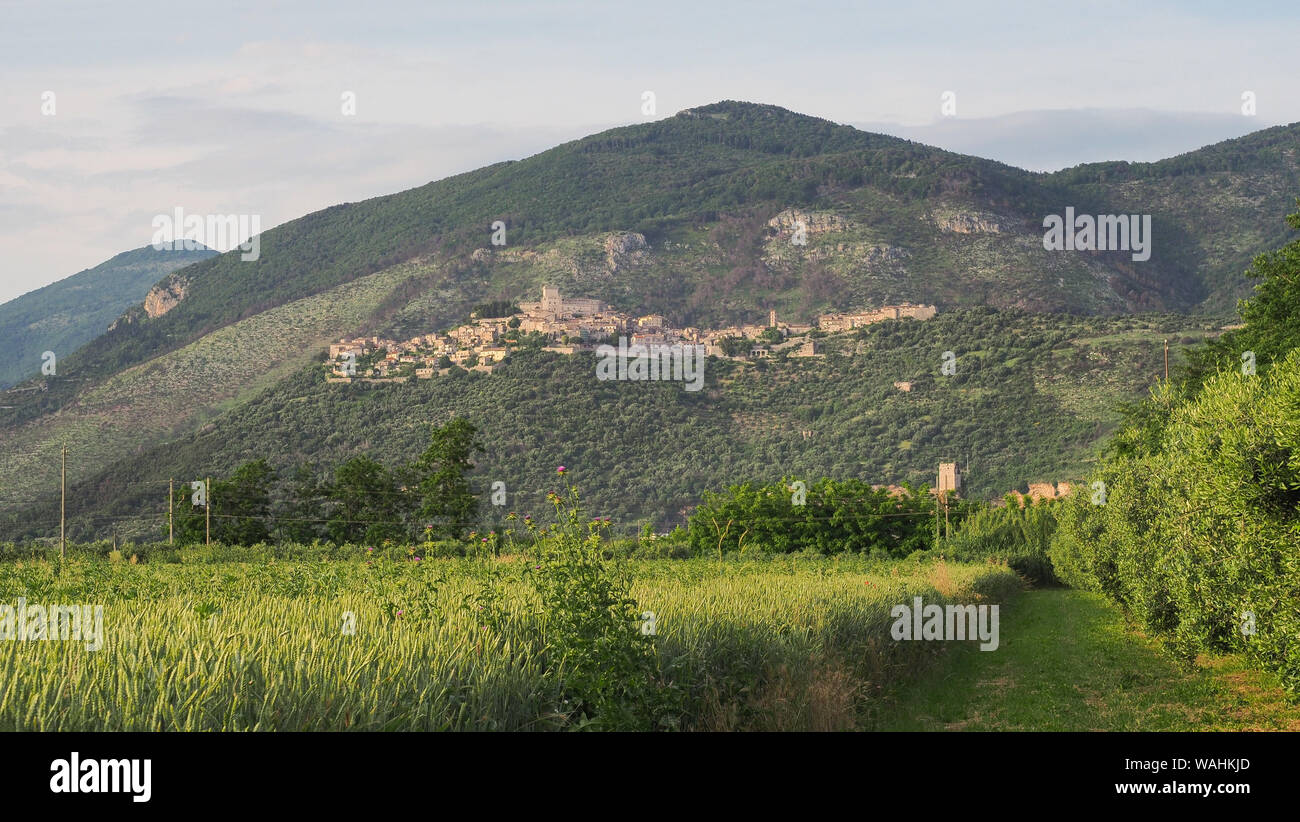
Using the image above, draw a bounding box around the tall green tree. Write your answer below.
[415,417,484,538]
[276,461,328,543]
[212,459,276,545]
[326,456,405,544]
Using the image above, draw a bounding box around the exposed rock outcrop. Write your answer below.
[144,276,189,318]
[604,231,648,271]
[933,211,1004,234]
[767,209,848,235]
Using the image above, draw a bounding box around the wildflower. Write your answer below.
[481,538,488,543]
[396,610,404,617]
[366,546,374,553]
[413,557,422,562]
[533,564,541,570]
[557,466,566,474]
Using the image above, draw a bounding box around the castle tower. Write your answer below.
[938,462,961,496]
[769,309,777,328]
[541,285,561,318]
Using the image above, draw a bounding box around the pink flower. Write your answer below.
[396,610,404,617]
[557,466,566,474]
[481,538,488,543]
[413,557,422,562]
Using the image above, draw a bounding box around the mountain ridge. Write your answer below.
[3,100,1298,534]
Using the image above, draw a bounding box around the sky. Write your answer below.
[1,0,1298,303]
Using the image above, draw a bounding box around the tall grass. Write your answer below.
[0,555,1020,730]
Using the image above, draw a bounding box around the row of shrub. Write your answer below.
[1050,355,1300,695]
[1043,204,1300,696]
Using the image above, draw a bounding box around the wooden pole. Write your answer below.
[1164,339,1169,381]
[60,445,67,560]
[205,476,211,546]
[944,495,950,541]
[169,478,174,546]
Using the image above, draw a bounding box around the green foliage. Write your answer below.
[415,418,484,539]
[1054,204,1300,695]
[943,498,1061,585]
[5,310,1214,542]
[325,456,404,545]
[519,477,667,729]
[1054,351,1300,695]
[716,336,748,357]
[472,300,519,319]
[1179,200,1300,393]
[687,477,937,558]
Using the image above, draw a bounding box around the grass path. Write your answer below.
[871,588,1300,731]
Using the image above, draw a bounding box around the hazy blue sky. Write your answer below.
[2,0,1297,301]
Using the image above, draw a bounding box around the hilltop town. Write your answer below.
[326,286,936,381]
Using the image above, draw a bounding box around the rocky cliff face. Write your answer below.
[767,209,849,235]
[144,276,189,318]
[604,231,647,272]
[932,210,1005,234]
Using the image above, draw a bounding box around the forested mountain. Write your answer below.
[0,244,215,388]
[0,309,1220,540]
[2,101,1297,537]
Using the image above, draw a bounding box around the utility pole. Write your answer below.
[169,478,174,546]
[934,493,941,550]
[60,445,67,560]
[205,476,211,547]
[944,495,951,541]
[1163,339,1169,381]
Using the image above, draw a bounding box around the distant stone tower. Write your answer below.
[938,462,961,496]
[541,285,562,317]
[769,309,777,328]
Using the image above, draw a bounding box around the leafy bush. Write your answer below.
[687,477,937,558]
[1053,350,1300,694]
[942,498,1061,585]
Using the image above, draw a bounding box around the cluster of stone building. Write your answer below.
[1003,482,1074,507]
[817,303,937,332]
[325,286,937,382]
[872,464,1075,506]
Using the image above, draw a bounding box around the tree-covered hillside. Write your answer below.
[1,309,1218,541]
[0,244,215,388]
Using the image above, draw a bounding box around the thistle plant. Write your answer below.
[522,467,665,730]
